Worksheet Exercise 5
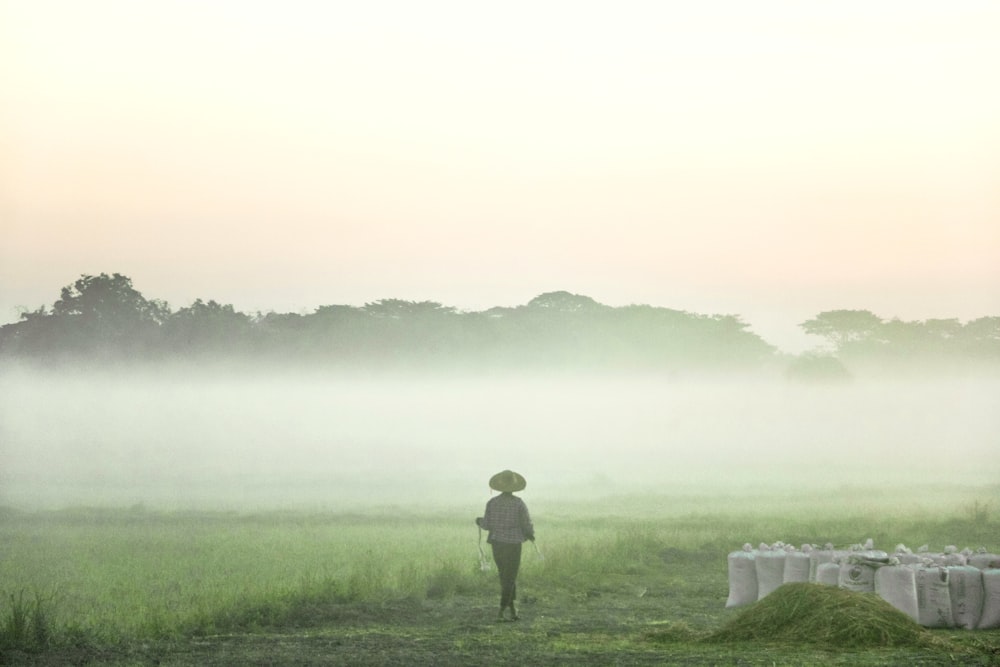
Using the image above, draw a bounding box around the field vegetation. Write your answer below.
[2,488,998,665]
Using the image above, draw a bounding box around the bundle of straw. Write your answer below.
[707,583,945,650]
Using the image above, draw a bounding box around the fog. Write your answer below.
[1,366,997,511]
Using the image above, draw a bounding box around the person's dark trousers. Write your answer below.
[491,542,522,608]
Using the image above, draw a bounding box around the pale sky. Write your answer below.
[2,0,998,352]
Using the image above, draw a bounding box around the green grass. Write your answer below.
[0,508,486,640]
[1,488,998,664]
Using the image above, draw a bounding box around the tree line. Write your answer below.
[1,273,997,372]
[797,309,1000,372]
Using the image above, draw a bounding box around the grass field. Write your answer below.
[2,487,999,665]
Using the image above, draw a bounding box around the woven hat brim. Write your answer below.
[489,470,526,492]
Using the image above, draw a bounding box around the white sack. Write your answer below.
[809,545,836,582]
[816,561,840,586]
[948,566,984,630]
[874,565,919,622]
[726,544,758,608]
[784,550,811,584]
[755,547,786,600]
[940,546,967,567]
[853,539,888,562]
[839,559,876,594]
[892,544,921,566]
[916,566,954,628]
[977,568,1000,630]
[969,550,1000,570]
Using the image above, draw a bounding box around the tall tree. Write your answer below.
[52,273,169,325]
[8,273,169,358]
[800,310,883,350]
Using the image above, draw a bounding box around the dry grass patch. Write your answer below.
[705,583,950,650]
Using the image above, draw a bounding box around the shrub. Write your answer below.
[785,353,852,382]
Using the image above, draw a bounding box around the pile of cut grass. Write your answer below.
[705,583,948,650]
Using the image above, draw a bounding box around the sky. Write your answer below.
[1,0,998,352]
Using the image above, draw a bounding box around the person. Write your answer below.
[475,469,535,621]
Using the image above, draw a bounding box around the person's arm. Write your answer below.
[476,501,493,530]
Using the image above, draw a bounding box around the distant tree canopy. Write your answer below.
[0,276,780,369]
[799,309,1000,368]
[1,274,997,372]
[161,299,253,352]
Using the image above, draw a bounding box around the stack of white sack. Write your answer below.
[909,544,968,567]
[878,544,997,630]
[725,540,1000,629]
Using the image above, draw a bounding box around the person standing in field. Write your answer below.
[476,469,535,622]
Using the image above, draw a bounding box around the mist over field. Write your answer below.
[2,365,997,511]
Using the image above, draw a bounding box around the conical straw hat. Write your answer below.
[489,469,526,492]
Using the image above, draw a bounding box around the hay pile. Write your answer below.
[707,583,942,649]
